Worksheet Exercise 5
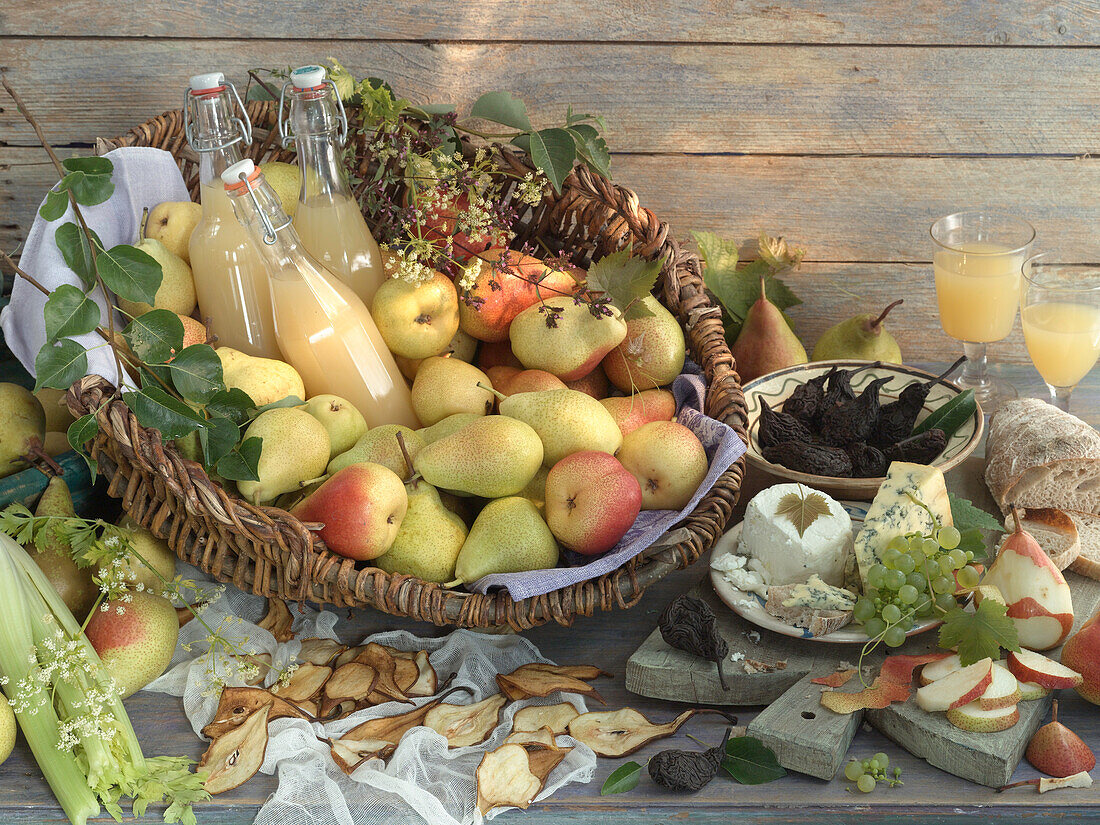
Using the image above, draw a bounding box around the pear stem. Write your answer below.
[395,431,417,485]
[443,577,463,589]
[759,273,768,302]
[869,299,904,332]
[1008,503,1022,534]
[935,355,968,384]
[476,381,507,402]
[1051,699,1059,723]
[138,206,150,243]
[299,474,329,488]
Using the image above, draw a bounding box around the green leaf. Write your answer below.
[528,128,577,194]
[34,339,88,391]
[43,284,100,342]
[586,249,662,319]
[39,189,69,222]
[199,414,240,467]
[600,761,643,795]
[166,344,223,404]
[67,413,99,452]
[248,395,306,418]
[939,598,1020,666]
[216,437,262,482]
[55,222,101,287]
[205,388,256,425]
[693,230,739,280]
[124,309,185,364]
[409,103,457,118]
[123,386,207,441]
[957,527,990,564]
[567,123,611,179]
[59,169,115,207]
[61,156,113,176]
[246,83,276,102]
[470,91,532,131]
[97,244,162,306]
[949,493,1005,534]
[721,737,787,785]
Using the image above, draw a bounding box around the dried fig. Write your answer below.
[512,702,580,735]
[257,597,294,642]
[567,708,695,757]
[325,663,377,701]
[201,702,271,794]
[423,694,507,748]
[476,744,543,815]
[271,663,332,703]
[297,638,346,666]
[202,687,309,739]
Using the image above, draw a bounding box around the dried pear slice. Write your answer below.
[320,697,358,720]
[294,699,319,717]
[343,685,470,744]
[423,694,507,748]
[201,702,272,794]
[408,650,437,697]
[325,663,377,701]
[523,741,570,785]
[355,643,411,704]
[522,663,610,681]
[334,645,367,669]
[329,736,396,775]
[567,708,695,757]
[257,597,294,643]
[202,687,308,739]
[271,662,332,703]
[476,744,543,815]
[298,638,346,666]
[497,669,604,705]
[512,702,580,735]
[393,657,419,693]
[230,652,271,686]
[504,727,556,747]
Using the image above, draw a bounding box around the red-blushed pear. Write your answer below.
[1060,604,1100,705]
[409,190,492,262]
[1025,700,1096,777]
[564,365,610,399]
[457,249,577,342]
[85,591,179,698]
[492,369,568,398]
[544,451,642,555]
[945,701,1019,733]
[616,421,708,511]
[476,339,523,372]
[978,663,1022,711]
[1006,648,1083,690]
[292,463,409,561]
[980,507,1074,650]
[729,275,808,384]
[914,658,993,712]
[600,390,676,438]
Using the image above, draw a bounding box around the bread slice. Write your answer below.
[1002,507,1081,570]
[1066,510,1100,580]
[985,399,1100,515]
[764,584,853,637]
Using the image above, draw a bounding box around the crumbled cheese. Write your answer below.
[711,552,768,597]
[734,599,757,612]
[745,630,761,644]
[730,651,745,663]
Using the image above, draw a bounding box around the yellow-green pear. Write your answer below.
[411,356,495,426]
[450,497,559,585]
[114,515,177,593]
[0,693,14,766]
[416,413,483,444]
[518,464,550,515]
[509,300,627,381]
[118,236,197,318]
[217,347,306,408]
[84,591,178,698]
[259,161,301,218]
[329,425,424,477]
[372,272,461,360]
[0,382,46,479]
[497,388,622,467]
[372,480,468,582]
[602,294,686,391]
[34,386,75,433]
[43,431,70,458]
[298,394,367,459]
[32,477,98,620]
[414,415,542,498]
[145,200,202,263]
[811,300,904,365]
[237,408,330,504]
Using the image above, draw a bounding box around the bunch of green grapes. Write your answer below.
[853,525,980,648]
[843,752,903,792]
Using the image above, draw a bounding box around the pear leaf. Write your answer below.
[97,243,162,306]
[470,91,532,132]
[586,249,661,319]
[58,169,114,207]
[166,344,224,404]
[600,761,643,796]
[43,284,100,342]
[216,437,262,482]
[124,309,185,365]
[567,124,611,179]
[34,338,88,392]
[55,222,102,287]
[721,737,786,784]
[528,128,577,194]
[123,386,207,441]
[199,414,241,467]
[775,488,831,537]
[39,189,69,222]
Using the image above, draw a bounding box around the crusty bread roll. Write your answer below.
[1066,510,1100,581]
[1002,507,1080,570]
[984,399,1100,515]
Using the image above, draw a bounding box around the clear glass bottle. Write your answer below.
[221,159,418,429]
[280,65,386,305]
[185,72,280,358]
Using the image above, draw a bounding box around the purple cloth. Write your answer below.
[469,360,746,600]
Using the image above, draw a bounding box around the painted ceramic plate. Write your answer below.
[709,500,941,644]
[743,360,984,501]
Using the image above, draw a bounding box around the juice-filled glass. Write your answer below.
[280,65,386,305]
[221,159,418,429]
[185,72,280,358]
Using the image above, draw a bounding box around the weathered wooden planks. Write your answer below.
[3,1,1096,44]
[4,41,1100,155]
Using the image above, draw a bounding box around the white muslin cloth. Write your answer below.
[0,147,190,387]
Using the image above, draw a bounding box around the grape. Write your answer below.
[884,569,907,590]
[874,752,890,770]
[867,564,887,589]
[883,547,902,567]
[931,575,954,594]
[907,535,924,554]
[935,593,958,612]
[947,549,967,570]
[897,615,915,631]
[938,556,956,577]
[861,759,872,771]
[916,600,935,618]
[924,559,941,577]
[906,571,926,590]
[887,535,909,552]
[857,774,876,793]
[956,565,980,588]
[922,538,940,557]
[884,625,906,647]
[895,554,916,574]
[864,618,886,638]
[937,525,961,550]
[965,550,975,561]
[898,584,918,605]
[882,604,902,624]
[845,761,864,781]
[854,598,876,621]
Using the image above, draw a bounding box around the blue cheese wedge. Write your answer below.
[780,575,857,611]
[854,461,952,587]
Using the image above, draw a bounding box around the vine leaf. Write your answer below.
[96,244,162,306]
[948,493,1005,534]
[470,91,532,131]
[43,284,100,343]
[586,250,661,320]
[567,123,611,179]
[938,599,1019,666]
[528,127,576,194]
[600,761,643,796]
[721,737,786,785]
[34,339,88,392]
[775,488,831,537]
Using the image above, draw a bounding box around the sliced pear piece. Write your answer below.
[329,736,397,775]
[295,699,319,717]
[475,744,543,815]
[567,708,695,757]
[298,638,346,666]
[201,702,272,794]
[980,664,1022,711]
[512,702,580,735]
[522,663,610,681]
[334,645,367,669]
[505,727,557,747]
[407,650,437,697]
[919,654,963,686]
[946,701,1020,733]
[424,694,507,747]
[523,741,570,785]
[497,663,605,704]
[232,652,271,686]
[320,697,358,720]
[342,686,471,746]
[271,663,332,703]
[202,687,309,739]
[325,663,378,701]
[914,658,993,712]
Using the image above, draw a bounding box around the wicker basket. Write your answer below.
[68,100,748,629]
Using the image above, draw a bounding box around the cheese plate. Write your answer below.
[709,500,942,643]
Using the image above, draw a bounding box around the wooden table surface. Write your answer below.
[1,364,1097,824]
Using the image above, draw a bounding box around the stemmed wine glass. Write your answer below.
[1021,254,1100,411]
[930,211,1036,412]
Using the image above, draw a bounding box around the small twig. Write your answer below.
[247,70,281,105]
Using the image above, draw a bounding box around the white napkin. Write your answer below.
[1,147,191,388]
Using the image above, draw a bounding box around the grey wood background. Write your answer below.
[4,2,1100,365]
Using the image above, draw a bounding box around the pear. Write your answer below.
[449,497,559,585]
[34,386,75,433]
[145,200,202,263]
[236,408,330,504]
[496,388,622,467]
[114,515,178,594]
[509,300,628,381]
[729,275,808,383]
[0,383,46,479]
[410,356,495,426]
[517,464,550,515]
[329,425,424,477]
[31,477,98,620]
[812,300,904,364]
[84,591,179,698]
[602,295,686,391]
[372,271,461,360]
[259,161,301,218]
[118,211,197,318]
[417,413,484,445]
[1025,700,1096,777]
[217,347,306,408]
[298,394,368,459]
[414,415,543,498]
[43,431,70,458]
[0,694,13,767]
[373,480,468,583]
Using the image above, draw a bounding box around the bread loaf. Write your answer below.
[1002,508,1080,570]
[984,399,1100,515]
[1066,511,1100,581]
